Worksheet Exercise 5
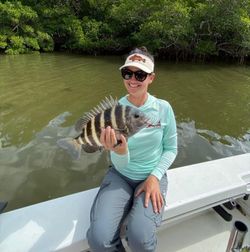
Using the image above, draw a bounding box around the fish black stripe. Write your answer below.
[94,112,102,140]
[104,108,112,128]
[91,117,102,146]
[79,127,86,145]
[111,106,118,130]
[86,120,96,146]
[124,106,131,134]
[125,106,131,119]
[115,105,126,131]
[88,135,97,146]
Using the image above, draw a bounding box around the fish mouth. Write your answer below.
[145,118,152,127]
[145,117,161,128]
[146,121,161,128]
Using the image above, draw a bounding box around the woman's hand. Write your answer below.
[135,175,164,213]
[100,126,128,155]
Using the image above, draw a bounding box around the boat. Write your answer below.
[0,153,250,252]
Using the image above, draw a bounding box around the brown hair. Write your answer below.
[128,46,154,63]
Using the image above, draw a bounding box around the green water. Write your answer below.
[0,53,250,211]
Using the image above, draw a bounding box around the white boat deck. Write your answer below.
[157,206,250,252]
[0,153,250,252]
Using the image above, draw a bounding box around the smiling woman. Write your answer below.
[86,47,178,252]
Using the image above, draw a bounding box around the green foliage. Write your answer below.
[6,35,25,54]
[0,0,249,62]
[0,1,38,26]
[0,35,7,49]
[0,1,53,54]
[24,37,40,50]
[241,247,250,252]
[81,16,117,52]
[37,6,86,50]
[110,0,163,46]
[194,40,217,56]
[37,31,54,52]
[189,0,250,60]
[134,1,193,52]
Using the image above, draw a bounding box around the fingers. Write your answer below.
[144,192,150,208]
[135,187,143,197]
[144,191,164,213]
[119,134,127,147]
[100,127,128,154]
[100,126,117,150]
[150,193,163,213]
[110,127,117,147]
[135,187,164,213]
[135,177,164,213]
[105,126,115,148]
[151,194,157,212]
[100,128,106,147]
[156,194,164,213]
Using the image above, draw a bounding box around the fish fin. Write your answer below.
[74,113,92,132]
[75,95,118,132]
[82,144,102,153]
[57,138,81,160]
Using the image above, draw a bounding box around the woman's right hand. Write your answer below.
[100,126,128,155]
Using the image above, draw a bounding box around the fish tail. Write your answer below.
[57,138,81,160]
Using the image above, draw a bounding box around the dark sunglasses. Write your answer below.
[121,68,150,82]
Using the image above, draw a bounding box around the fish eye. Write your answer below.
[134,113,140,118]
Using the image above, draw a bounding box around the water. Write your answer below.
[0,53,250,212]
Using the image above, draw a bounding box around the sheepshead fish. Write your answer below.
[57,96,149,159]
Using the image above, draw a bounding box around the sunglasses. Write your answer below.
[121,68,150,82]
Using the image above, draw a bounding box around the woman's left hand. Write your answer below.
[135,175,164,213]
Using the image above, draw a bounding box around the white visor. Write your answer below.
[119,53,154,73]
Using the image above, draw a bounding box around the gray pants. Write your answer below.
[87,167,168,252]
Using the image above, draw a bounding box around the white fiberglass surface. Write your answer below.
[157,208,250,252]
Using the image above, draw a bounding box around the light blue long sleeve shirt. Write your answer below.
[110,93,178,181]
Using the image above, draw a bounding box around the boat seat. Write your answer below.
[163,154,250,222]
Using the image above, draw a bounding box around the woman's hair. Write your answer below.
[128,46,154,63]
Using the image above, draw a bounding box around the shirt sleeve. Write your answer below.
[151,103,178,180]
[110,150,130,170]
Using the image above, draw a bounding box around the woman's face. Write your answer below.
[123,66,155,97]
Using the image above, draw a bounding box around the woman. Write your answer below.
[87,47,178,252]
